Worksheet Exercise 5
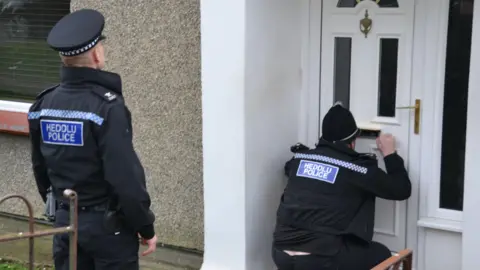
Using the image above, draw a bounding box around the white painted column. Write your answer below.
[462,1,480,269]
[201,0,304,269]
[200,0,247,269]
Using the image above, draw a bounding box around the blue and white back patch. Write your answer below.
[294,153,368,174]
[40,120,84,146]
[296,160,339,184]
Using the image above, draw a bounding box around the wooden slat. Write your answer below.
[0,110,29,135]
[371,249,413,270]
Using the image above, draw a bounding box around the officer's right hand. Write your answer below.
[376,133,396,157]
[140,234,158,256]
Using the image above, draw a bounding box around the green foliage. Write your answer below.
[0,262,53,270]
[0,263,28,270]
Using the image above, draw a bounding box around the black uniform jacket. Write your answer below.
[274,139,411,255]
[27,66,155,239]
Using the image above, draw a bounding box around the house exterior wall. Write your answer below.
[0,0,204,251]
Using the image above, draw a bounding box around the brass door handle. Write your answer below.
[395,99,421,134]
[396,105,417,109]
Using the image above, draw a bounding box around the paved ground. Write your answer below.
[0,216,52,265]
[0,216,201,270]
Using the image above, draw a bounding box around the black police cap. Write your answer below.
[47,9,106,57]
[322,102,359,143]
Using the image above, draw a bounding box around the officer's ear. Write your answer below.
[92,47,100,64]
[91,44,105,69]
[350,140,356,149]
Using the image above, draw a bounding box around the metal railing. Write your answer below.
[0,189,78,270]
[372,249,413,270]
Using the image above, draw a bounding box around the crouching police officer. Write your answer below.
[27,9,156,270]
[272,103,412,270]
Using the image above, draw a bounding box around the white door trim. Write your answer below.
[299,0,322,147]
[406,0,426,268]
[416,0,463,223]
[415,0,471,268]
[462,0,480,267]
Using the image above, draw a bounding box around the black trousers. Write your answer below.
[272,238,392,270]
[53,208,139,270]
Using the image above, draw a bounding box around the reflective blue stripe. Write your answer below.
[27,109,104,126]
[293,153,368,174]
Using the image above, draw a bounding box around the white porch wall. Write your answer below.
[201,0,303,269]
[201,0,247,268]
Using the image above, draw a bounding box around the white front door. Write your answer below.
[319,0,415,252]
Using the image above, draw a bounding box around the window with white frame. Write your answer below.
[438,0,474,212]
[0,0,70,102]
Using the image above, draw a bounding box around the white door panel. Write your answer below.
[320,0,415,252]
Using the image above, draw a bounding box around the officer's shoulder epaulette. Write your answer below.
[290,143,310,153]
[358,153,377,161]
[36,84,59,100]
[90,86,119,103]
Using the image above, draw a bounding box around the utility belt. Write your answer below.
[46,188,125,233]
[278,215,344,236]
[59,201,125,233]
[58,202,108,212]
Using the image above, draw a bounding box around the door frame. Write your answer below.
[298,0,421,265]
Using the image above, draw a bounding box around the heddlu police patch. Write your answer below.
[40,120,84,146]
[296,160,339,184]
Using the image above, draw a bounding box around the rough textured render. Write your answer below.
[0,135,44,218]
[0,0,203,251]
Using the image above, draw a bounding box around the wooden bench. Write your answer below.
[371,249,413,270]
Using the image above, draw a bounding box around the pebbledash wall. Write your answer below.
[0,0,204,251]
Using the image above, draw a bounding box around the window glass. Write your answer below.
[377,38,399,117]
[337,0,399,8]
[0,0,70,101]
[439,0,474,211]
[333,37,352,108]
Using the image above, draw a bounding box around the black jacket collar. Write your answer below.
[315,138,360,157]
[60,66,123,95]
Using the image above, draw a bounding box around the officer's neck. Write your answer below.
[319,139,355,150]
[64,63,100,69]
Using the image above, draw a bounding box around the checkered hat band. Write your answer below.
[59,36,100,56]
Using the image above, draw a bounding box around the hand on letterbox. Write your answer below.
[376,133,396,157]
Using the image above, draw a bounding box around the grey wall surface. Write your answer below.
[0,0,203,251]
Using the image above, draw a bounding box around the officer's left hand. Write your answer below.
[139,233,158,256]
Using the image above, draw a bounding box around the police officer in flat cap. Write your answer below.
[27,9,157,270]
[271,103,412,270]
